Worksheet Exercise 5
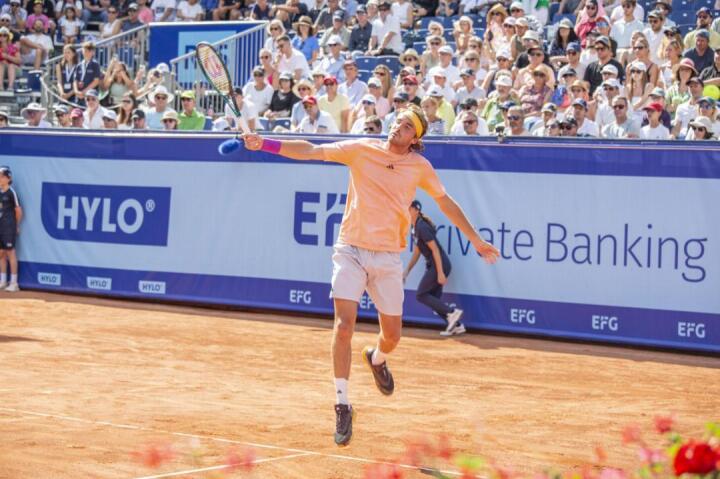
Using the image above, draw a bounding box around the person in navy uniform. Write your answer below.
[403,200,465,336]
[0,166,22,292]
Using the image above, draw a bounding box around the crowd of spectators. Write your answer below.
[1,0,720,139]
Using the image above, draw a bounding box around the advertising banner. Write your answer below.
[1,131,718,352]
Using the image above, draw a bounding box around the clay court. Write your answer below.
[1,291,718,478]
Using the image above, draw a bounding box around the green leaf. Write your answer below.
[705,422,720,439]
[454,454,485,471]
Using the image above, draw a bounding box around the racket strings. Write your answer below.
[197,46,232,95]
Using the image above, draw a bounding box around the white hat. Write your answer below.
[361,94,376,104]
[689,116,712,130]
[0,13,11,20]
[522,30,540,42]
[438,45,454,55]
[367,77,382,87]
[496,75,513,87]
[311,66,326,76]
[427,85,443,96]
[516,17,528,26]
[212,117,232,131]
[327,35,343,46]
[496,47,512,59]
[602,78,621,88]
[432,69,447,78]
[601,64,619,75]
[102,110,118,120]
[510,1,524,10]
[21,102,46,119]
[155,62,170,74]
[151,85,174,103]
[503,17,516,26]
[630,61,647,72]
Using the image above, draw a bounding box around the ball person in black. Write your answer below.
[403,200,465,336]
[0,166,22,292]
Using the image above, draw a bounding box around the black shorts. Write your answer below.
[0,228,16,250]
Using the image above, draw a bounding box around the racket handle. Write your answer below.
[237,116,251,135]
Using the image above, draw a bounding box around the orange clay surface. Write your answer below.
[1,291,719,478]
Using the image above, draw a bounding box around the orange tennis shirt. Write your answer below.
[320,138,447,253]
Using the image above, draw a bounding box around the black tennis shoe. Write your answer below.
[334,404,355,446]
[362,346,394,396]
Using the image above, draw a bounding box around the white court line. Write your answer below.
[0,407,462,477]
[131,453,313,479]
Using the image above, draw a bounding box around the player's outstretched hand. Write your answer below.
[472,238,500,264]
[242,132,264,151]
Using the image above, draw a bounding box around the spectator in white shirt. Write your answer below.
[640,102,670,139]
[274,34,311,83]
[20,102,51,127]
[243,66,274,115]
[570,98,600,136]
[643,9,665,64]
[152,0,176,21]
[82,89,107,129]
[366,0,402,56]
[428,45,461,86]
[338,58,368,106]
[20,19,53,68]
[224,87,258,131]
[297,95,339,133]
[176,0,203,21]
[610,0,644,63]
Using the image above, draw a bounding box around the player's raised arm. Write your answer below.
[242,133,325,161]
[435,193,500,264]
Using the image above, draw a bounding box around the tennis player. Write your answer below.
[242,104,500,446]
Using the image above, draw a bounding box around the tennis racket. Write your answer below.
[194,41,251,134]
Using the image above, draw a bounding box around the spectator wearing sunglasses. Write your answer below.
[348,5,372,54]
[684,96,720,139]
[505,106,528,136]
[361,114,381,134]
[297,95,339,133]
[684,8,720,51]
[601,96,640,138]
[82,89,107,129]
[611,0,644,61]
[244,66,274,116]
[366,0,402,56]
[643,10,666,65]
[145,85,175,130]
[350,94,377,133]
[686,116,716,139]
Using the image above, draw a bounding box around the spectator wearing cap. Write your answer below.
[684,8,720,51]
[508,2,543,38]
[82,89,107,129]
[0,109,8,127]
[505,105,528,136]
[428,45,460,86]
[687,116,715,139]
[225,87,258,132]
[601,96,639,138]
[20,18,51,68]
[290,79,315,129]
[144,85,175,130]
[161,110,178,130]
[366,0,402,56]
[400,48,421,73]
[297,95,339,133]
[531,102,557,135]
[685,96,720,139]
[428,69,454,103]
[121,2,143,31]
[481,48,511,94]
[1,0,27,31]
[642,87,671,129]
[101,109,118,130]
[671,76,704,137]
[553,67,576,109]
[318,75,350,132]
[177,90,205,130]
[244,66,274,116]
[291,17,319,64]
[20,102,50,127]
[314,0,344,31]
[348,5,372,54]
[513,30,541,69]
[266,71,300,120]
[559,115,580,136]
[652,0,674,26]
[349,94,377,133]
[684,29,715,74]
[481,75,515,131]
[399,73,422,106]
[320,13,350,51]
[595,78,623,130]
[274,35,311,83]
[131,108,147,129]
[610,0,644,59]
[571,98,599,136]
[454,68,485,110]
[70,107,83,127]
[52,104,71,127]
[459,110,486,136]
[699,46,720,86]
[562,43,587,80]
[427,84,456,133]
[665,58,697,113]
[73,41,101,105]
[549,18,580,59]
[643,10,666,65]
[318,34,347,82]
[365,76,390,116]
[584,35,625,94]
[639,102,670,139]
[176,0,204,21]
[509,17,527,59]
[419,96,445,135]
[381,91,408,132]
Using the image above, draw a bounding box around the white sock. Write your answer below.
[334,378,349,405]
[371,346,386,366]
[0,273,6,284]
[10,274,17,284]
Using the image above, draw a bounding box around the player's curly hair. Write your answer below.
[404,104,428,153]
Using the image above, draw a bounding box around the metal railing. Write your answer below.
[169,23,266,118]
[42,24,150,108]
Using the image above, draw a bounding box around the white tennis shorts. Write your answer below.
[330,243,404,316]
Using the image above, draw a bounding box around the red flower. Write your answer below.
[673,441,719,475]
[131,442,175,469]
[436,434,453,461]
[653,415,675,434]
[364,463,405,479]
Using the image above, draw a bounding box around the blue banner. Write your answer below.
[1,130,718,353]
